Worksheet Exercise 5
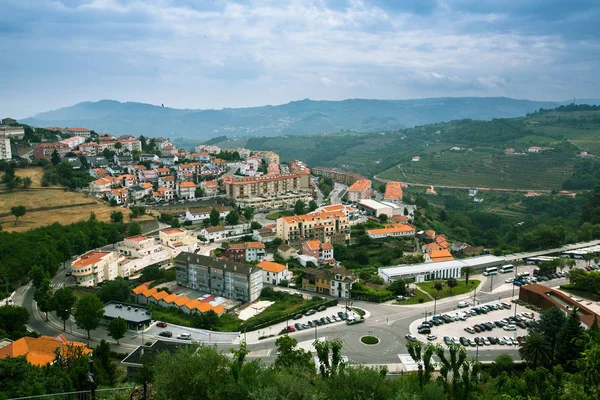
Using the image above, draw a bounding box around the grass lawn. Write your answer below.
[399,291,432,305]
[266,210,295,220]
[418,280,480,300]
[0,167,153,232]
[559,285,600,302]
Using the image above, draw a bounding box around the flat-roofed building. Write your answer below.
[312,167,366,185]
[223,173,311,210]
[33,142,70,160]
[71,250,124,287]
[158,227,198,258]
[367,224,416,239]
[0,138,11,161]
[0,125,25,139]
[347,179,372,202]
[65,127,91,138]
[175,252,263,302]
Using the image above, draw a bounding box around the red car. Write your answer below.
[156,322,168,328]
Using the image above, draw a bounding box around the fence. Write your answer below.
[7,387,134,400]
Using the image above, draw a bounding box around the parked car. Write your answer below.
[452,337,461,345]
[483,338,491,346]
[156,322,168,328]
[338,312,348,320]
[427,334,437,341]
[502,336,514,345]
[317,305,327,312]
[347,317,365,325]
[177,333,192,340]
[473,325,482,333]
[516,336,526,344]
[503,324,517,331]
[65,272,72,277]
[158,331,173,338]
[464,327,476,334]
[418,327,431,335]
[444,336,452,345]
[293,314,303,320]
[279,326,296,335]
[405,334,418,342]
[460,337,469,346]
[305,309,316,316]
[294,323,304,330]
[488,336,498,345]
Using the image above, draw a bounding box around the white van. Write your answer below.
[457,301,470,308]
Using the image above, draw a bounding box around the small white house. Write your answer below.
[257,261,292,285]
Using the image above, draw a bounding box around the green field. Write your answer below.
[398,291,432,305]
[418,280,480,300]
[266,210,295,220]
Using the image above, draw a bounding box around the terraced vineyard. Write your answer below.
[379,152,574,190]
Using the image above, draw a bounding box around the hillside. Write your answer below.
[21,97,569,138]
[240,105,600,191]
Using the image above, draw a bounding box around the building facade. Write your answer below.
[175,253,263,302]
[347,179,372,203]
[71,251,123,287]
[276,210,350,245]
[0,138,11,161]
[33,142,70,160]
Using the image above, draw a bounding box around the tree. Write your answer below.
[555,309,586,371]
[0,305,29,336]
[294,200,306,215]
[461,266,475,284]
[37,292,55,322]
[51,150,61,166]
[308,200,318,212]
[415,197,428,209]
[404,207,409,216]
[74,294,105,339]
[314,338,345,378]
[110,211,123,223]
[225,210,239,225]
[114,142,123,151]
[28,265,50,288]
[108,317,128,344]
[388,278,407,296]
[531,306,566,361]
[128,222,142,236]
[22,176,32,188]
[379,214,388,222]
[54,287,77,331]
[446,278,458,293]
[519,331,552,369]
[98,277,130,303]
[109,198,118,207]
[191,310,220,330]
[10,205,26,225]
[433,281,444,294]
[250,221,262,230]
[88,211,97,222]
[209,208,220,226]
[243,207,254,221]
[406,341,436,389]
[274,335,314,371]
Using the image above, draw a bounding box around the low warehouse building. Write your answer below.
[103,301,152,330]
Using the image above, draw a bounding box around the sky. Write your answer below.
[1,0,599,118]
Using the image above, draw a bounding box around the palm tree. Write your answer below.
[461,266,475,285]
[519,331,552,369]
[584,253,594,267]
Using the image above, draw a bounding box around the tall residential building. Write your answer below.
[311,167,366,185]
[223,173,311,210]
[276,210,350,245]
[175,253,263,303]
[347,179,372,202]
[71,251,123,287]
[0,138,12,161]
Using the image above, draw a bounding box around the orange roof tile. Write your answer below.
[0,335,91,366]
[367,225,416,235]
[133,283,151,295]
[161,293,179,304]
[245,242,265,249]
[151,291,169,301]
[72,251,112,268]
[174,296,190,307]
[321,242,334,250]
[384,181,403,200]
[141,287,158,298]
[257,261,287,273]
[429,249,454,261]
[304,240,321,251]
[212,305,225,315]
[161,228,185,235]
[348,179,371,192]
[179,182,196,188]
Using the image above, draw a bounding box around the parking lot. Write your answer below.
[409,300,536,350]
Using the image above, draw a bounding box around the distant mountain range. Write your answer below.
[21,97,600,139]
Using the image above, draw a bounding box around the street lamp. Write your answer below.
[314,324,318,341]
[87,359,96,400]
[489,273,495,292]
[475,342,479,361]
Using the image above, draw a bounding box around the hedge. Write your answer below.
[240,298,338,332]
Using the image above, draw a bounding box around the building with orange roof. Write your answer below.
[367,224,416,239]
[118,138,142,152]
[427,249,454,262]
[422,242,445,252]
[223,241,266,263]
[524,191,541,197]
[257,261,292,285]
[65,127,91,137]
[276,210,350,244]
[159,293,180,307]
[384,181,403,205]
[159,227,198,258]
[0,335,91,366]
[173,296,191,307]
[154,186,174,202]
[107,187,128,205]
[89,177,118,197]
[301,240,334,262]
[177,181,197,200]
[71,250,124,287]
[200,180,219,197]
[347,179,372,202]
[390,215,410,224]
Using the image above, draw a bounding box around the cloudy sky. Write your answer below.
[1,0,599,118]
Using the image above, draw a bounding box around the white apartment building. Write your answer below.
[116,235,170,276]
[60,136,86,149]
[118,139,142,152]
[177,181,196,200]
[0,138,12,161]
[257,261,292,285]
[71,251,123,287]
[159,228,199,258]
[65,127,91,138]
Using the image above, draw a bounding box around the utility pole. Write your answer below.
[433,294,438,317]
[489,273,495,292]
[422,310,430,323]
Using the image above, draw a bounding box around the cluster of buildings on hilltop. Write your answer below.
[70,228,197,287]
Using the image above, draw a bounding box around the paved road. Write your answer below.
[329,182,347,205]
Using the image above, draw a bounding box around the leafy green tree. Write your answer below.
[446,277,458,293]
[22,177,32,188]
[531,306,566,361]
[314,338,345,378]
[519,331,553,369]
[108,317,128,344]
[379,214,388,222]
[191,310,220,330]
[98,277,130,303]
[54,287,77,331]
[109,211,123,223]
[274,335,314,371]
[10,205,26,225]
[128,222,142,236]
[250,221,262,230]
[28,265,50,288]
[461,266,474,284]
[225,210,239,225]
[308,200,318,212]
[0,305,29,336]
[490,354,514,377]
[243,207,254,221]
[74,294,105,339]
[51,150,61,166]
[433,281,444,293]
[88,211,97,221]
[415,197,428,209]
[294,200,306,215]
[209,208,220,226]
[406,341,436,389]
[388,279,407,296]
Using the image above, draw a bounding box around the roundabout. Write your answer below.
[360,335,380,345]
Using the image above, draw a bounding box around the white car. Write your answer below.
[505,277,514,283]
[502,336,513,345]
[510,337,519,345]
[498,338,507,345]
[427,334,438,341]
[405,334,418,342]
[503,324,517,331]
[452,337,460,345]
[483,338,491,346]
[177,333,192,340]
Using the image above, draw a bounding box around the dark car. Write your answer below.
[443,336,453,345]
[317,305,327,312]
[473,325,482,333]
[313,319,322,326]
[294,323,303,330]
[158,331,173,338]
[488,336,498,345]
[338,312,348,320]
[156,322,168,328]
[420,321,433,327]
[516,321,527,329]
[293,314,303,320]
[320,317,329,325]
[418,327,431,334]
[460,337,469,346]
[306,320,314,327]
[495,321,504,328]
[279,326,296,335]
[65,272,72,277]
[305,309,316,316]
[516,336,526,344]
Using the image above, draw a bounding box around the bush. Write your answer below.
[360,336,379,345]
